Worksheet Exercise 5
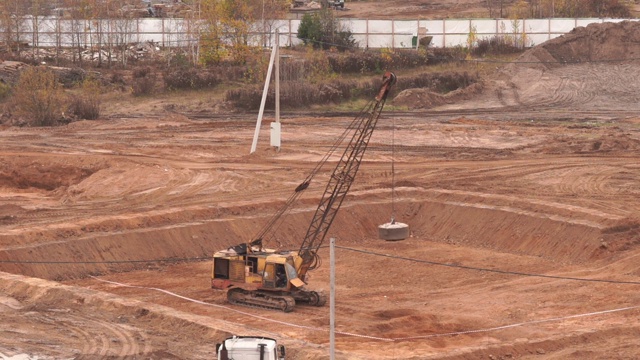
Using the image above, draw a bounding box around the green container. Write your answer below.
[412,36,418,48]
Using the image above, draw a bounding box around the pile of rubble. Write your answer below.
[0,60,102,88]
[0,61,30,85]
[292,0,322,9]
[16,41,167,64]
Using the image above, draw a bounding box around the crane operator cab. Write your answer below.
[211,240,305,291]
[211,239,324,312]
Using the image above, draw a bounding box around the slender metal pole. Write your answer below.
[330,237,335,360]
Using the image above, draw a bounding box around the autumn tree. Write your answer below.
[199,0,289,65]
[199,0,225,64]
[12,67,67,126]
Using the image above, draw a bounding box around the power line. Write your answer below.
[335,245,640,285]
[0,257,209,264]
[1,245,638,286]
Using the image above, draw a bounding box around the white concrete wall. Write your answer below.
[11,17,638,49]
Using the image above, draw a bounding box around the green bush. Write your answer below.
[297,9,356,51]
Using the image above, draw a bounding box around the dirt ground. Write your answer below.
[300,0,491,19]
[3,19,640,360]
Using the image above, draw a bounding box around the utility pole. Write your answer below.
[330,237,336,360]
[251,29,281,154]
[272,29,281,152]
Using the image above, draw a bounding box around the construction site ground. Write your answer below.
[4,19,640,360]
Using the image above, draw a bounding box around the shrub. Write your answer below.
[225,71,478,111]
[110,72,125,85]
[226,78,374,110]
[0,81,11,101]
[472,36,525,57]
[428,47,467,65]
[131,66,155,96]
[132,66,152,79]
[326,50,429,74]
[397,72,478,94]
[164,68,220,90]
[68,77,101,120]
[12,66,67,126]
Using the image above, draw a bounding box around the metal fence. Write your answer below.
[8,17,637,49]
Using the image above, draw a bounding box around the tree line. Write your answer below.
[0,0,291,67]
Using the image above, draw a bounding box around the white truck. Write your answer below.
[216,336,286,360]
[325,0,345,9]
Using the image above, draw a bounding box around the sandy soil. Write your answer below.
[3,20,640,360]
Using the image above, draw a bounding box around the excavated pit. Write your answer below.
[4,20,640,358]
[0,195,620,281]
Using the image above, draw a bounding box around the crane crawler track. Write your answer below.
[292,289,327,307]
[227,287,296,313]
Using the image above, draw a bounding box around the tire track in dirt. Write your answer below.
[19,311,148,357]
[87,318,141,357]
[516,64,640,110]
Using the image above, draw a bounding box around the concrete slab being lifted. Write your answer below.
[378,221,409,241]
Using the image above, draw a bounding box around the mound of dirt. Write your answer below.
[393,82,483,109]
[510,20,640,72]
[469,20,640,110]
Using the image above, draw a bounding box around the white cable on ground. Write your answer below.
[90,276,640,342]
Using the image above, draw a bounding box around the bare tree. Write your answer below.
[64,0,94,66]
[29,0,50,60]
[0,1,29,55]
[486,0,495,17]
[260,0,290,47]
[108,0,138,68]
[177,0,202,66]
[88,0,108,66]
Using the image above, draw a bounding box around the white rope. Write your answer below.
[90,276,389,341]
[90,276,640,342]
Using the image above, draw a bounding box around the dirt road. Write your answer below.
[3,21,640,360]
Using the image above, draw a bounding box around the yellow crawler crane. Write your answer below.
[212,72,397,312]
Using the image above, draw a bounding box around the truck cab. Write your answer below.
[217,336,285,360]
[327,0,345,9]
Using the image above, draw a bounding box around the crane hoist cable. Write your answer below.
[252,100,378,247]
